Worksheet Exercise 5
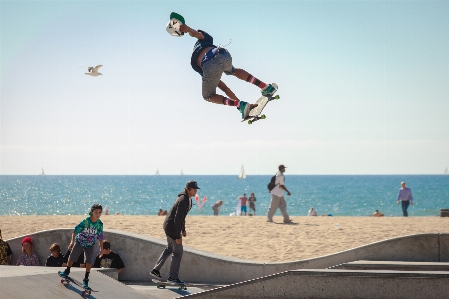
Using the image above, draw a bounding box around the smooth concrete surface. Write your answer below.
[125,281,220,299]
[179,269,449,299]
[0,266,154,299]
[7,229,449,283]
[332,260,449,271]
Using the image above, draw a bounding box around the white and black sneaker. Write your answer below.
[167,277,185,285]
[150,269,162,279]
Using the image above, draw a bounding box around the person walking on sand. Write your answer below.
[397,181,413,217]
[267,165,293,223]
[58,204,104,289]
[179,23,278,120]
[150,180,199,285]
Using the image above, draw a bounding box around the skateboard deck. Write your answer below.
[58,273,98,296]
[242,93,280,124]
[152,278,190,291]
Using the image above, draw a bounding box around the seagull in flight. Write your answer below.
[85,65,103,76]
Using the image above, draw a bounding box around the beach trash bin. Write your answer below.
[440,209,449,217]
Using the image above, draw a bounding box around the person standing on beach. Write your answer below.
[58,204,104,289]
[239,193,248,216]
[248,192,257,216]
[267,165,293,223]
[150,180,199,285]
[397,181,413,217]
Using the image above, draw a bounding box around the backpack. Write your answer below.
[0,239,8,265]
[267,175,277,192]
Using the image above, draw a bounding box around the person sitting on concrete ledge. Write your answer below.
[45,243,64,267]
[94,240,125,275]
[16,236,40,266]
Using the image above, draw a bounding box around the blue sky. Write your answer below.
[1,0,448,175]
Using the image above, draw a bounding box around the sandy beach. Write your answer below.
[1,215,448,262]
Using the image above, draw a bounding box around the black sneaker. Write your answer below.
[150,269,162,279]
[167,277,185,285]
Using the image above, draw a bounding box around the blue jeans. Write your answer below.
[401,200,410,217]
[153,236,183,279]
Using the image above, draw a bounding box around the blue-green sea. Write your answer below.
[0,175,447,217]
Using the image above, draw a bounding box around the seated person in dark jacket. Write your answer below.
[93,240,125,274]
[45,243,64,267]
[62,245,85,268]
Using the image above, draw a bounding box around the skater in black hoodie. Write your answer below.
[150,180,200,285]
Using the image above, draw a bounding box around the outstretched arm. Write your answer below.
[180,24,204,39]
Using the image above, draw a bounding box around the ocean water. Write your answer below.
[0,175,447,217]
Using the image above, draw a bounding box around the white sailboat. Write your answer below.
[180,169,184,175]
[238,165,246,180]
[445,167,448,175]
[41,167,45,176]
[155,169,160,175]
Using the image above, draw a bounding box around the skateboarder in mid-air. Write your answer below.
[179,24,278,120]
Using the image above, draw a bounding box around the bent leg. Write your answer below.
[154,236,173,270]
[233,68,267,89]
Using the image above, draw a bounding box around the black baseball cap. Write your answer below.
[186,180,200,189]
[278,165,287,170]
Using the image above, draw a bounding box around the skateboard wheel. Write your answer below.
[261,115,266,119]
[82,291,85,296]
[274,95,280,100]
[248,120,252,125]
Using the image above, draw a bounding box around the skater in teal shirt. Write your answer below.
[59,204,104,288]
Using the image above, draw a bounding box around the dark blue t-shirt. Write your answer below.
[190,30,216,76]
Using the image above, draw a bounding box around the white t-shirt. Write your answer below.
[270,172,285,197]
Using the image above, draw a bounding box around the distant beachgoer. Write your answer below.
[104,206,110,215]
[397,181,413,217]
[45,243,64,267]
[267,165,293,223]
[372,210,384,217]
[308,207,318,216]
[212,200,223,216]
[16,237,40,266]
[158,209,168,216]
[248,193,256,216]
[239,194,248,216]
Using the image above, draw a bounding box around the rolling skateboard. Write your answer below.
[58,273,98,297]
[242,93,280,125]
[152,278,190,291]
